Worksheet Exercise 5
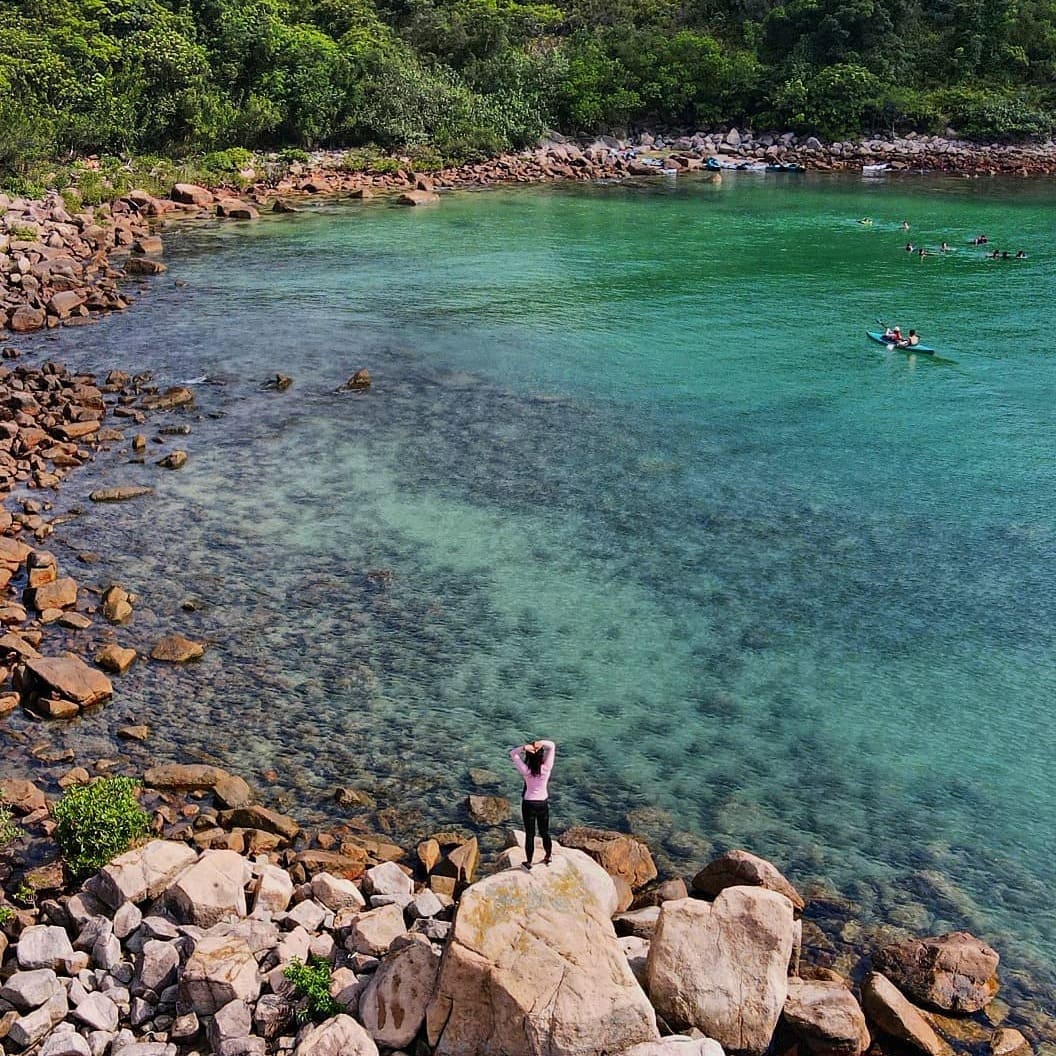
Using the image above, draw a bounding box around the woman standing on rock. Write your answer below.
[509,739,556,869]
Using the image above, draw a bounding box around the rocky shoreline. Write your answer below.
[0,759,1043,1056]
[1,136,1055,1056]
[4,129,1056,336]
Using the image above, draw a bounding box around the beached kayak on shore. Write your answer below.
[866,330,937,353]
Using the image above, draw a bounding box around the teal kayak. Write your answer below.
[866,330,936,354]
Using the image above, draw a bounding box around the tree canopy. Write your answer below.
[1,0,1054,172]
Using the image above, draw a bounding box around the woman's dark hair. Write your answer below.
[525,747,545,776]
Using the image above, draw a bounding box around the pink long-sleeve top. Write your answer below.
[510,740,556,801]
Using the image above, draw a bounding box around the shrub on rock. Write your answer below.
[53,776,149,878]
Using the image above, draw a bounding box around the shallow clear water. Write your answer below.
[12,173,1056,1014]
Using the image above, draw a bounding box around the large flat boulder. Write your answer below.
[559,827,657,890]
[783,978,870,1056]
[360,940,441,1048]
[426,849,658,1056]
[692,850,804,914]
[21,655,112,708]
[87,840,197,909]
[646,888,795,1055]
[873,932,999,1012]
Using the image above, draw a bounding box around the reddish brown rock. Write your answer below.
[95,643,137,674]
[157,450,188,469]
[692,849,805,914]
[125,257,167,275]
[150,634,205,662]
[874,933,999,1012]
[171,183,215,207]
[560,827,658,890]
[216,198,260,220]
[28,577,78,611]
[55,420,100,441]
[21,654,113,708]
[10,305,47,333]
[90,486,154,502]
[140,386,194,411]
[101,585,133,624]
[397,190,440,206]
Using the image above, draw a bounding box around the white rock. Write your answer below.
[407,890,443,920]
[293,1014,378,1056]
[363,861,412,898]
[40,1031,92,1056]
[284,899,326,933]
[87,841,197,910]
[426,850,657,1056]
[87,1031,115,1056]
[345,903,407,957]
[309,933,335,963]
[310,873,365,913]
[276,926,311,966]
[646,888,795,1056]
[254,865,294,915]
[620,1038,726,1056]
[0,969,63,1011]
[113,903,142,940]
[92,934,123,972]
[135,940,180,993]
[179,933,261,1015]
[207,999,253,1048]
[168,850,248,927]
[620,936,651,987]
[360,941,441,1048]
[17,925,77,971]
[783,978,870,1056]
[8,990,70,1048]
[73,992,120,1032]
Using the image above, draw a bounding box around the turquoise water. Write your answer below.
[14,174,1056,1015]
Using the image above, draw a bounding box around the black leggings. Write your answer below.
[522,798,551,862]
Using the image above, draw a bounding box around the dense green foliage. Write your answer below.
[0,792,19,848]
[283,957,344,1023]
[53,777,150,879]
[1,0,1054,172]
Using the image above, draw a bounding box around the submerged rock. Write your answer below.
[89,487,153,503]
[149,634,205,662]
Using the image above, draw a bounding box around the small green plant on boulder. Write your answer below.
[0,904,14,926]
[283,957,342,1024]
[53,776,149,879]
